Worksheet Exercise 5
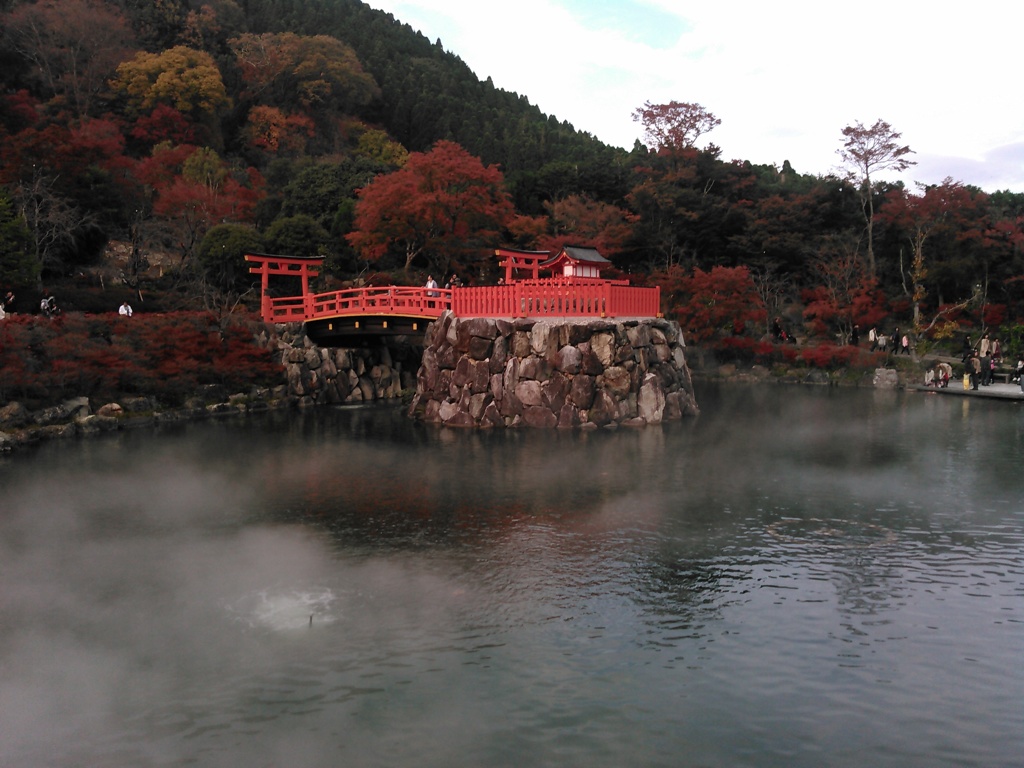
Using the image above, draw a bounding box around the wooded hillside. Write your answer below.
[1,0,1022,354]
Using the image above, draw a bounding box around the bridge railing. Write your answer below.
[262,281,659,323]
[309,286,451,318]
[265,286,452,322]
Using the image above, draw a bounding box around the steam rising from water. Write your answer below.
[230,587,340,631]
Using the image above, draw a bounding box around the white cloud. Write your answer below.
[367,1,1024,191]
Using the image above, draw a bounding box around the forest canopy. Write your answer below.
[0,0,1021,352]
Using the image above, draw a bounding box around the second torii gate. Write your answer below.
[245,253,323,320]
[495,248,549,283]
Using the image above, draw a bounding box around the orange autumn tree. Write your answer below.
[877,179,987,335]
[242,105,315,156]
[632,100,721,154]
[229,32,379,115]
[347,140,514,277]
[230,32,379,151]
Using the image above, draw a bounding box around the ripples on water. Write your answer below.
[0,386,1021,767]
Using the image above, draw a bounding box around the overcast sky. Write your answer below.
[365,0,1024,193]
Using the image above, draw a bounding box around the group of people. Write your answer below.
[961,333,1006,390]
[424,273,463,296]
[961,333,1002,364]
[966,352,1024,392]
[770,318,916,353]
[0,290,134,319]
[938,332,1024,392]
[923,361,954,388]
[866,325,911,354]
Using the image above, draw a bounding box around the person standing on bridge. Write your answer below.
[425,275,438,297]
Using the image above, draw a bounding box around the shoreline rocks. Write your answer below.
[0,386,295,452]
[0,321,418,453]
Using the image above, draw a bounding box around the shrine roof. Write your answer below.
[540,245,610,266]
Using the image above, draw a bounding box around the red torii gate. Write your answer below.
[245,252,323,320]
[496,247,548,283]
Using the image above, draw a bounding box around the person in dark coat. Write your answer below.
[980,351,992,386]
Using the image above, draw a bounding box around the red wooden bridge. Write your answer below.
[245,247,661,345]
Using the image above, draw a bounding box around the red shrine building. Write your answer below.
[495,245,616,283]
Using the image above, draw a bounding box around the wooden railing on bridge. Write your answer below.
[262,286,452,323]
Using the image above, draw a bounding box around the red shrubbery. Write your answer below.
[799,344,883,369]
[709,338,883,370]
[0,312,283,408]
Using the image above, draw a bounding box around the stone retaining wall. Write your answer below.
[408,312,699,428]
[261,323,418,405]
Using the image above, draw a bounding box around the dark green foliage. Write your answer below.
[115,0,190,51]
[0,191,38,289]
[263,215,329,259]
[278,157,387,235]
[197,223,265,293]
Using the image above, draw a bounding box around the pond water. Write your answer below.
[1,385,1021,767]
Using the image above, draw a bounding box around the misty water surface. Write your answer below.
[1,385,1021,767]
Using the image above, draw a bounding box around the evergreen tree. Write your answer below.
[0,191,39,290]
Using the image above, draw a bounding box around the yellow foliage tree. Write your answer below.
[112,45,230,122]
[355,128,408,168]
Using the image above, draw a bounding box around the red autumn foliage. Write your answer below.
[0,312,282,408]
[652,264,766,344]
[801,251,888,342]
[799,344,882,369]
[347,140,514,275]
[983,304,1006,328]
[0,89,40,133]
[130,104,198,147]
[534,194,638,260]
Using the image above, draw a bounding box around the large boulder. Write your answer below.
[638,373,666,424]
[873,368,900,389]
[0,402,30,429]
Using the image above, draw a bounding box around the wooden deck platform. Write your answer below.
[910,381,1024,400]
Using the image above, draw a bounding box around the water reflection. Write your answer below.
[0,385,1021,767]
